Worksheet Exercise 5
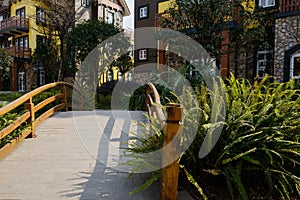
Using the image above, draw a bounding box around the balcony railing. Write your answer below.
[3,46,32,58]
[280,0,300,12]
[0,16,29,35]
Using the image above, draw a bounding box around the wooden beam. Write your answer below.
[161,103,182,200]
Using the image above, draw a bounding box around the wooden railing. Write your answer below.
[0,16,29,33]
[145,83,182,200]
[145,82,166,126]
[0,82,77,160]
[4,46,32,58]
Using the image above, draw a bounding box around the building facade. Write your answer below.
[274,0,300,82]
[75,0,130,27]
[135,0,300,82]
[134,0,169,75]
[0,0,47,91]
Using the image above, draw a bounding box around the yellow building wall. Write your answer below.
[10,0,45,52]
[158,0,175,14]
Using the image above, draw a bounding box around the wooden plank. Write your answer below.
[0,82,74,116]
[34,94,64,113]
[0,128,31,161]
[0,112,30,140]
[33,103,65,128]
[161,103,182,200]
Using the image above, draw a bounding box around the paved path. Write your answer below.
[0,111,193,200]
[0,111,162,200]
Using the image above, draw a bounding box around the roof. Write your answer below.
[119,0,130,16]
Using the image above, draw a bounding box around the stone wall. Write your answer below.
[274,15,300,82]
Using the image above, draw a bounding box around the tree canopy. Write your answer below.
[0,49,13,80]
[158,0,272,61]
[65,19,133,76]
[34,0,76,81]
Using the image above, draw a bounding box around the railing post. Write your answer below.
[61,85,68,111]
[24,97,35,138]
[145,84,151,112]
[161,103,182,200]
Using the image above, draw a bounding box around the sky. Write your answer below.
[123,0,134,30]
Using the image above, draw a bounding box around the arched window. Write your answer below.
[290,53,300,79]
[18,68,26,92]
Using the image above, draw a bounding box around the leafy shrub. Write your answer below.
[0,103,27,148]
[0,89,65,148]
[95,94,111,109]
[126,74,300,199]
[0,92,24,102]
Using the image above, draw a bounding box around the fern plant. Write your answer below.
[124,74,300,199]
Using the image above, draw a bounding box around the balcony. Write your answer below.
[0,16,29,36]
[3,46,31,59]
[280,0,300,12]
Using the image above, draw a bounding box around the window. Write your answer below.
[106,11,114,24]
[290,53,300,79]
[139,6,148,19]
[36,35,46,48]
[18,68,26,92]
[81,0,90,7]
[15,38,19,47]
[19,37,23,47]
[16,7,25,18]
[39,67,45,86]
[259,0,275,8]
[0,12,8,22]
[36,7,45,23]
[24,36,28,48]
[14,36,28,48]
[138,49,147,61]
[256,50,272,79]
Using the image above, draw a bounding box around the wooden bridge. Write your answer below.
[0,82,192,200]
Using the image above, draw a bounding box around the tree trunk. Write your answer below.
[58,35,64,82]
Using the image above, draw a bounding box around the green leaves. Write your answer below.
[0,49,13,81]
[124,73,300,199]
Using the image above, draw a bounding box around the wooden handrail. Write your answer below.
[0,82,74,116]
[0,82,83,160]
[145,82,182,200]
[145,82,166,126]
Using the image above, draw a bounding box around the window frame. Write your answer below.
[258,0,275,8]
[138,5,149,19]
[36,6,46,23]
[256,50,272,79]
[290,53,300,80]
[106,10,115,24]
[39,67,45,86]
[18,68,26,92]
[36,35,47,48]
[81,0,90,8]
[14,36,29,48]
[138,49,148,61]
[16,7,25,18]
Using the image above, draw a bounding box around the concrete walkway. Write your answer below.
[0,111,161,200]
[0,111,193,200]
